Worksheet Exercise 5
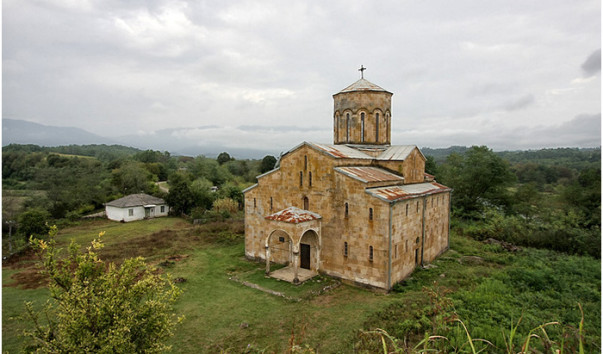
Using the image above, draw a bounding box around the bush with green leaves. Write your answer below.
[25,226,182,353]
[17,208,50,240]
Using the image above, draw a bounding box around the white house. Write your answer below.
[105,193,169,222]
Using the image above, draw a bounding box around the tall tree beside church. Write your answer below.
[259,155,277,173]
[439,145,515,217]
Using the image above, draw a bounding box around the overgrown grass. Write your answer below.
[2,217,600,353]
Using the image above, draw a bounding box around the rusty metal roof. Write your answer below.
[337,78,391,94]
[366,182,451,202]
[377,145,424,161]
[265,207,322,224]
[335,166,404,183]
[310,142,373,159]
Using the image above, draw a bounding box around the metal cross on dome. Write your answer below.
[358,65,366,79]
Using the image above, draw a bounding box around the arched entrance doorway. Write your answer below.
[299,229,319,271]
[265,230,292,274]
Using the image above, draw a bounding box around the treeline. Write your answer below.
[2,144,278,241]
[431,146,601,257]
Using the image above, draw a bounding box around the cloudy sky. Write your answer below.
[3,0,601,153]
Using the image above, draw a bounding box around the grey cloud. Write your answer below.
[581,49,601,76]
[501,94,535,112]
[238,125,325,133]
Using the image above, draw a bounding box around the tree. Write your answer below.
[165,172,193,215]
[25,227,181,353]
[17,208,50,240]
[259,155,277,173]
[190,178,215,210]
[439,146,515,216]
[425,155,438,176]
[216,152,232,165]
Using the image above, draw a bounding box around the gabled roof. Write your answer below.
[105,193,166,208]
[265,207,322,224]
[309,142,373,159]
[335,166,404,183]
[366,182,451,203]
[377,145,425,161]
[337,78,391,94]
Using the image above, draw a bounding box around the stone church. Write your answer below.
[243,71,451,290]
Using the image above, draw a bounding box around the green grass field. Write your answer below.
[2,217,600,353]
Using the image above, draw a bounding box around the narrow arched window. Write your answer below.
[254,198,256,209]
[369,246,374,262]
[303,196,309,210]
[406,204,409,216]
[385,115,389,141]
[308,171,312,187]
[416,201,419,213]
[270,197,273,211]
[344,242,348,257]
[299,171,303,187]
[375,112,380,142]
[346,113,351,142]
[304,155,308,170]
[345,202,349,218]
[360,112,365,142]
[369,208,373,220]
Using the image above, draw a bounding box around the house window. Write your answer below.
[360,112,365,142]
[304,155,308,170]
[279,236,285,242]
[375,113,379,141]
[299,171,303,187]
[345,202,349,218]
[160,206,165,213]
[303,196,309,210]
[128,209,133,216]
[369,246,374,262]
[369,208,373,220]
[309,171,312,187]
[344,242,348,257]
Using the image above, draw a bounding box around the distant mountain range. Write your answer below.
[2,119,275,159]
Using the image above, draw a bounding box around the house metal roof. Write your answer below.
[366,182,451,203]
[265,207,322,224]
[335,166,404,183]
[105,193,166,208]
[337,78,391,94]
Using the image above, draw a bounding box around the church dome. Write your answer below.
[338,78,391,94]
[333,73,392,146]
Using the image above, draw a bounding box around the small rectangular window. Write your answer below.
[406,204,409,216]
[299,171,303,187]
[309,171,312,187]
[345,203,349,218]
[128,208,134,216]
[369,246,374,262]
[279,236,285,242]
[160,206,165,213]
[270,197,273,211]
[344,242,348,257]
[369,208,373,220]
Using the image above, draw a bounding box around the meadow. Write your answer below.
[2,216,600,353]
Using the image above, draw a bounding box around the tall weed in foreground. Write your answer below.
[360,302,586,353]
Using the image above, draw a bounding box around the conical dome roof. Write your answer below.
[338,78,391,94]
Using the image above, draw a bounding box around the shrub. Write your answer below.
[212,198,238,215]
[25,226,182,353]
